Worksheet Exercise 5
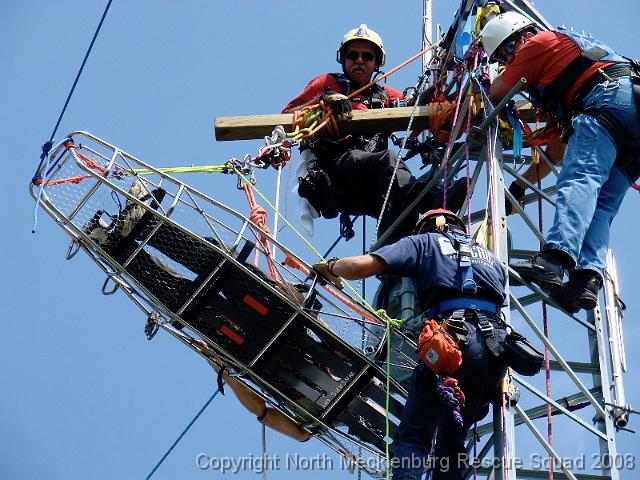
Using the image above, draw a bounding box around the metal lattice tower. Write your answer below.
[447,1,632,478]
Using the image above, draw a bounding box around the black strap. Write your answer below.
[216,365,228,395]
[542,46,608,110]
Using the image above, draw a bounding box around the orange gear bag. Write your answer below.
[417,319,462,375]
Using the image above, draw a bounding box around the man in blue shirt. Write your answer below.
[313,209,509,479]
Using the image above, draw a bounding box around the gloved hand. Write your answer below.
[321,90,352,121]
[505,182,526,215]
[312,257,343,289]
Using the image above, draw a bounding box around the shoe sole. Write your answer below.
[577,293,597,310]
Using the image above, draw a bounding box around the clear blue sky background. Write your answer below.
[3,1,639,479]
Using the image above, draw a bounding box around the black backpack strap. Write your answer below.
[542,46,608,110]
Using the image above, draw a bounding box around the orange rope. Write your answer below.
[242,183,279,281]
[427,99,469,144]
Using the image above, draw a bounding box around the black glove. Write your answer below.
[321,90,352,121]
[312,257,343,289]
[505,182,526,215]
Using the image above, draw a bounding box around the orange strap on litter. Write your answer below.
[43,144,108,186]
[417,319,462,375]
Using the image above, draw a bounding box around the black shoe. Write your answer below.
[443,178,468,214]
[410,177,468,214]
[511,250,565,293]
[552,269,603,312]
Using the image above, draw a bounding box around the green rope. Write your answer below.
[130,164,228,176]
[234,167,403,479]
[385,313,392,480]
[233,167,402,333]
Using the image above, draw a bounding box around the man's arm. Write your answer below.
[313,254,387,285]
[490,75,513,103]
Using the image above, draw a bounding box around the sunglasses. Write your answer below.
[493,40,517,64]
[345,50,376,62]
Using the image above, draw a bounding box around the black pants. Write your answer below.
[322,148,418,241]
[392,320,507,479]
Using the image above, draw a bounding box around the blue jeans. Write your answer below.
[392,321,506,480]
[545,77,640,274]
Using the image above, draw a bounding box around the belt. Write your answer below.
[426,297,501,319]
[577,63,632,101]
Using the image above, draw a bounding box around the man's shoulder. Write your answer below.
[531,30,573,48]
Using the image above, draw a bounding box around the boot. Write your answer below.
[402,177,468,214]
[552,269,603,313]
[511,249,568,293]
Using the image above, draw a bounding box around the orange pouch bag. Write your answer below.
[417,319,462,375]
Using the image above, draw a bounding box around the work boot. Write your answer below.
[552,269,603,313]
[441,177,469,214]
[511,249,568,293]
[405,177,468,214]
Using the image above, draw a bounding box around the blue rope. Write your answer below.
[145,387,222,479]
[32,0,114,232]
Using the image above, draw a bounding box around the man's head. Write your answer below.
[415,209,467,235]
[337,24,386,86]
[480,11,536,65]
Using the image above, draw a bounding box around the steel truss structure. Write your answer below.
[402,1,632,479]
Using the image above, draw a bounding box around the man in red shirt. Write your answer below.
[284,24,466,242]
[481,12,640,312]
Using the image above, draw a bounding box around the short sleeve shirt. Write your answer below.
[372,233,507,308]
[282,73,404,113]
[499,31,614,108]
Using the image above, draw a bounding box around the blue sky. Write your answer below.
[3,1,639,479]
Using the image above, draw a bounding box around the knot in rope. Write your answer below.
[436,376,464,428]
[249,204,270,234]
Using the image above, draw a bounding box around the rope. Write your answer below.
[233,168,400,331]
[375,72,432,240]
[535,145,554,479]
[261,422,268,480]
[145,388,221,480]
[32,0,114,232]
[287,42,441,144]
[242,183,279,280]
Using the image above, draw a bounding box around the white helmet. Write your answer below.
[337,24,386,66]
[480,11,535,62]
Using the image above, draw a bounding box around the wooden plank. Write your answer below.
[214,103,538,141]
[214,106,431,141]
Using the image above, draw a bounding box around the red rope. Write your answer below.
[535,138,554,480]
[242,184,279,281]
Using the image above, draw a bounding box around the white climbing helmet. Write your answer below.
[480,11,534,62]
[337,24,386,66]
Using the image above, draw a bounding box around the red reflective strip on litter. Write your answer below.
[219,325,244,345]
[242,294,269,316]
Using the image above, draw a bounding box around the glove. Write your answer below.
[505,182,526,215]
[321,90,352,121]
[312,257,343,289]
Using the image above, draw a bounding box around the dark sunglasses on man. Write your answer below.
[346,50,376,62]
[493,39,517,64]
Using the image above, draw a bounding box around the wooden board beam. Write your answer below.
[214,107,431,141]
[214,102,537,141]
